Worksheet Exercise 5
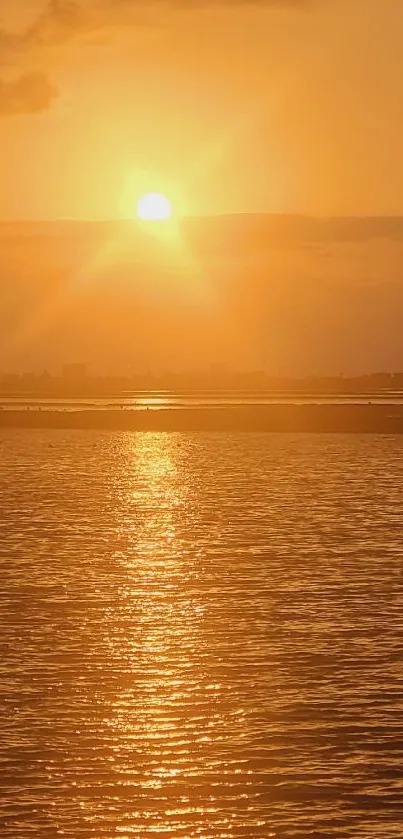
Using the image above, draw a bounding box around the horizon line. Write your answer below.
[2,212,403,224]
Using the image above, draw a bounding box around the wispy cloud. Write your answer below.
[25,1,109,47]
[23,0,310,48]
[0,71,58,115]
[0,0,308,114]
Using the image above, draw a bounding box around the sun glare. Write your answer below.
[137,192,172,222]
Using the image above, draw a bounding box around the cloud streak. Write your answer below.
[24,0,310,48]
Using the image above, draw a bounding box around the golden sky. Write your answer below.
[1,0,403,219]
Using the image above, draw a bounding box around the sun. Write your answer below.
[137,192,172,222]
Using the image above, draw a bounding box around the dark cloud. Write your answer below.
[25,1,107,47]
[3,0,309,53]
[0,72,58,116]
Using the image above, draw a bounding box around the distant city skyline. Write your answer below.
[2,366,403,393]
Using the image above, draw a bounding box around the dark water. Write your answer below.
[0,431,402,838]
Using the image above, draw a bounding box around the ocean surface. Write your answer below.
[0,430,402,838]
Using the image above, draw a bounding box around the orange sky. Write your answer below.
[2,0,403,219]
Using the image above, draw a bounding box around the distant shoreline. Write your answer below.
[2,404,403,433]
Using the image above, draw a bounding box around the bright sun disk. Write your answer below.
[137,192,172,221]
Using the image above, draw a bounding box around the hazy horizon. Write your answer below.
[5,211,403,224]
[1,212,403,377]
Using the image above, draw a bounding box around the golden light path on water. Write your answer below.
[74,434,263,838]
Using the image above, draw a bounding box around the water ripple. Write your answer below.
[0,431,402,838]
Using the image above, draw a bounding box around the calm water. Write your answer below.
[0,431,402,838]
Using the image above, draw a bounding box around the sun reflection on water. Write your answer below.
[103,434,242,837]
